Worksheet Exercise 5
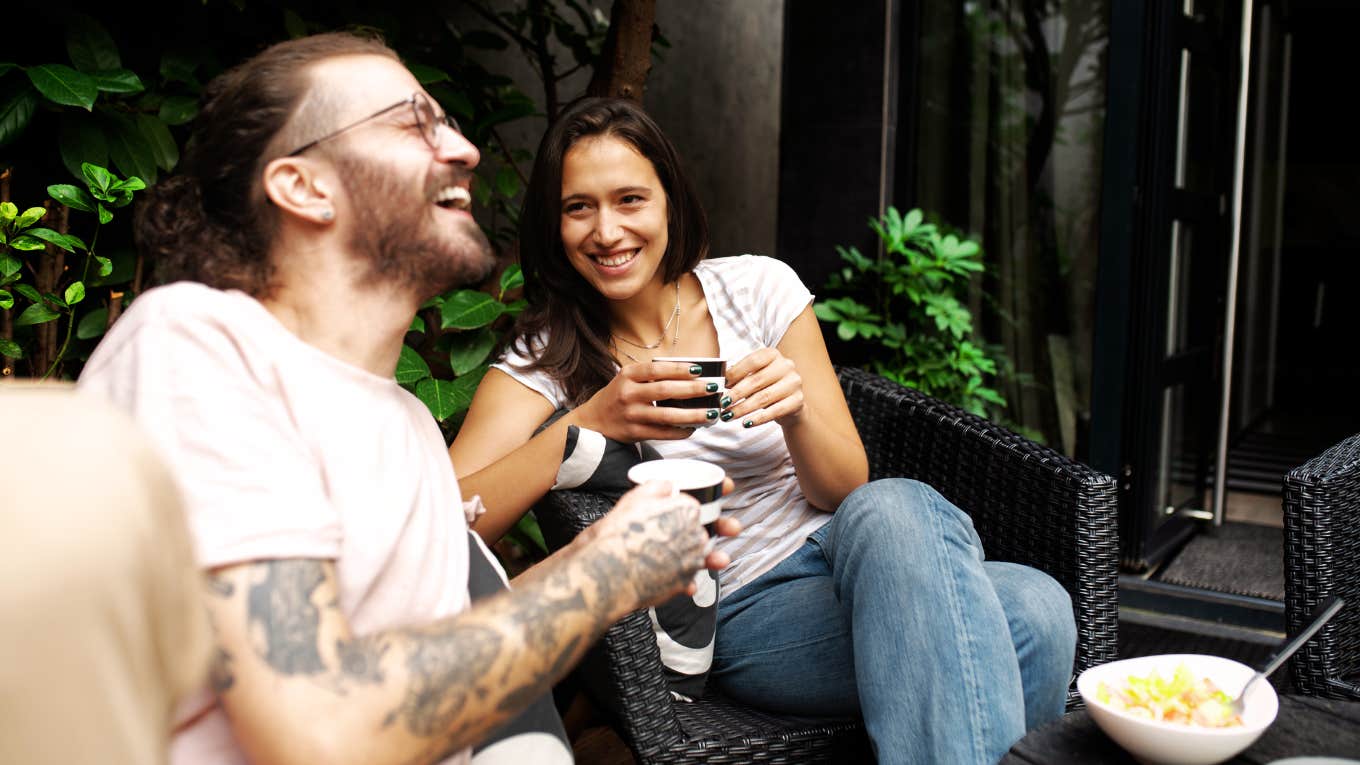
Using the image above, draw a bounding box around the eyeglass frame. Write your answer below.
[285,92,462,157]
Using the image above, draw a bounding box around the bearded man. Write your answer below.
[78,32,736,765]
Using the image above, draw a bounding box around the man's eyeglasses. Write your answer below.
[286,92,461,157]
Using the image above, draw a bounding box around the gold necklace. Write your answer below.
[613,281,680,354]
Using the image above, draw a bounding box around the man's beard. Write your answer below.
[334,154,496,296]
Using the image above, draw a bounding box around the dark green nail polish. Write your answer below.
[706,382,720,393]
[706,409,719,420]
[689,364,703,375]
[721,411,734,422]
[743,419,755,428]
[720,396,732,408]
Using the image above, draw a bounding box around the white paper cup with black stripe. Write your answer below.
[627,458,725,534]
[651,357,726,425]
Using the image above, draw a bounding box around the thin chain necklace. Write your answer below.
[612,281,680,363]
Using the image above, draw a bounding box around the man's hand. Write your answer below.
[575,480,740,617]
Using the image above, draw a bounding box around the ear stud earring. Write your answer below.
[320,209,334,221]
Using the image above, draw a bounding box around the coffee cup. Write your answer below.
[651,357,726,422]
[627,458,725,532]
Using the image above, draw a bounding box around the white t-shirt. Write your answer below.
[79,282,471,765]
[496,255,830,598]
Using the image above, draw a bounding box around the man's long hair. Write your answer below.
[512,97,710,405]
[135,32,396,297]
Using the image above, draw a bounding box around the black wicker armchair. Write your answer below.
[1283,431,1360,700]
[534,366,1119,763]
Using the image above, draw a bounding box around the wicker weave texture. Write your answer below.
[1283,431,1360,700]
[533,367,1120,762]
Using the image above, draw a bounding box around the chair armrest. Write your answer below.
[533,490,686,755]
[836,366,1120,677]
[1283,432,1360,700]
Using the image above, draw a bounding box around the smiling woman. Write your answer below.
[448,97,1080,764]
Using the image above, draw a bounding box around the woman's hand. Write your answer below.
[722,347,804,428]
[572,360,720,442]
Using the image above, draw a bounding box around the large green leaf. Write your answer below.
[26,64,98,110]
[0,338,22,359]
[415,378,460,421]
[499,263,524,294]
[159,53,202,90]
[65,14,121,73]
[24,227,81,253]
[47,183,96,213]
[395,344,432,384]
[406,63,450,85]
[448,328,496,375]
[137,114,178,171]
[15,207,46,229]
[283,9,308,39]
[158,95,197,126]
[440,290,505,329]
[65,281,86,305]
[448,366,489,411]
[59,115,110,180]
[0,289,11,309]
[0,254,21,279]
[82,163,114,195]
[76,306,108,339]
[91,69,144,94]
[89,248,135,287]
[104,115,158,184]
[495,165,520,198]
[0,81,37,147]
[7,235,46,251]
[15,303,60,327]
[14,284,41,303]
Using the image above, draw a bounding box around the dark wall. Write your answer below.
[777,0,902,294]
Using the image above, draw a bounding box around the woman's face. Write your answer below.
[558,135,670,304]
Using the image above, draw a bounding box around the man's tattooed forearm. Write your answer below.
[247,560,327,675]
[384,625,504,737]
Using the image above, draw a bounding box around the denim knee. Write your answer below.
[1001,566,1077,662]
[834,478,978,547]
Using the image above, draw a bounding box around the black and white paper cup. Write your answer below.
[651,357,726,423]
[627,458,725,530]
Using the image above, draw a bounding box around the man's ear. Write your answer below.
[261,156,336,225]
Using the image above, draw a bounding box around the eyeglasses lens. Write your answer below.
[413,95,461,152]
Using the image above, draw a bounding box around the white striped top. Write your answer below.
[495,255,832,599]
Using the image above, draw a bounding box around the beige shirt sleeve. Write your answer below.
[0,385,212,764]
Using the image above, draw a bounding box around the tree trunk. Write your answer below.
[587,0,656,102]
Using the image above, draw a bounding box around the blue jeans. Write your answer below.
[711,479,1076,765]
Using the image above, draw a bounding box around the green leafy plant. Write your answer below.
[0,12,194,185]
[1,162,142,379]
[814,207,1008,419]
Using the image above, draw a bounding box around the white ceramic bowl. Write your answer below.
[1077,654,1279,765]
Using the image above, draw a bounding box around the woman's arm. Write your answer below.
[448,369,570,542]
[723,305,868,510]
[450,365,719,542]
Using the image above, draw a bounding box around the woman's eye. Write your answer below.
[620,194,645,205]
[563,201,589,214]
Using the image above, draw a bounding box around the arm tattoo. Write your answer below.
[383,625,504,737]
[247,560,327,676]
[337,634,389,685]
[209,647,235,694]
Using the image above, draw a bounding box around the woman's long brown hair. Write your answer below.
[511,97,710,405]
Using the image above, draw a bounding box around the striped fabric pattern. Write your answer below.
[496,255,830,600]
